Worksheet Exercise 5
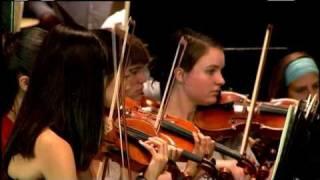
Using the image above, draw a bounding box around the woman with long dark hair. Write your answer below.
[0,27,47,172]
[2,25,172,180]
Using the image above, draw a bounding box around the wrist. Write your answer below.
[182,171,193,180]
[184,161,199,178]
[142,169,155,180]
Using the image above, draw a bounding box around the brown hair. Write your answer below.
[93,28,151,67]
[152,28,224,96]
[177,28,223,72]
[268,51,312,99]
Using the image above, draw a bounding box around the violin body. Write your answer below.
[125,96,257,177]
[104,117,157,172]
[125,97,199,157]
[105,97,217,175]
[194,91,297,141]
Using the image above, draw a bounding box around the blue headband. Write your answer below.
[285,57,319,86]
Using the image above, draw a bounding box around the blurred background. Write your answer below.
[130,0,320,100]
[1,1,319,100]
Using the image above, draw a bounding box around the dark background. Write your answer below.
[131,0,320,100]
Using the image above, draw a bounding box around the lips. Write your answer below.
[134,88,144,95]
[210,89,221,95]
[210,92,219,96]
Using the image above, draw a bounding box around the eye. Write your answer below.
[205,68,216,75]
[129,69,139,75]
[125,66,146,78]
[124,74,131,79]
[125,68,138,76]
[294,87,306,93]
[312,83,319,90]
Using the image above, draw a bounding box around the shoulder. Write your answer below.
[35,128,73,159]
[35,128,78,179]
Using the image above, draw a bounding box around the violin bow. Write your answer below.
[123,2,131,30]
[119,18,136,180]
[105,16,135,179]
[106,2,132,131]
[240,24,273,155]
[154,37,188,131]
[305,94,318,120]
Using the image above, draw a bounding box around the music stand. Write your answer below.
[271,101,310,180]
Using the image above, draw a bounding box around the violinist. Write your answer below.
[152,28,259,179]
[267,52,320,179]
[2,25,173,180]
[91,27,168,180]
[256,52,319,166]
[268,51,319,100]
[93,27,151,102]
[93,28,219,179]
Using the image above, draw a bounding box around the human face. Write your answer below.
[104,64,149,107]
[124,64,149,101]
[182,47,225,105]
[287,72,319,100]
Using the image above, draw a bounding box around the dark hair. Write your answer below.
[0,28,47,170]
[268,51,313,99]
[93,28,151,70]
[152,28,223,96]
[0,27,47,118]
[3,25,109,175]
[177,28,223,72]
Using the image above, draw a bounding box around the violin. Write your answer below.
[194,91,298,141]
[101,97,217,176]
[103,111,217,178]
[124,96,258,177]
[104,117,158,172]
[125,97,208,159]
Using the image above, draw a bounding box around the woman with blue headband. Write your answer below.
[268,51,319,100]
[267,51,320,180]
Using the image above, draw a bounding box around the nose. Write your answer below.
[307,86,318,97]
[215,71,225,86]
[137,69,149,83]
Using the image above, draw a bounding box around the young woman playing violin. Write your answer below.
[152,28,260,179]
[92,28,218,180]
[2,25,175,180]
[257,51,319,161]
[267,52,320,180]
[89,28,169,180]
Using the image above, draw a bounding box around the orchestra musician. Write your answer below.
[268,51,319,101]
[0,27,48,164]
[92,27,218,180]
[267,52,320,179]
[151,28,259,179]
[2,25,176,180]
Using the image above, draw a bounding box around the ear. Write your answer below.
[174,67,186,83]
[18,75,29,92]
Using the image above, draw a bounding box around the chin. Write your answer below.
[131,94,143,101]
[200,97,217,106]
